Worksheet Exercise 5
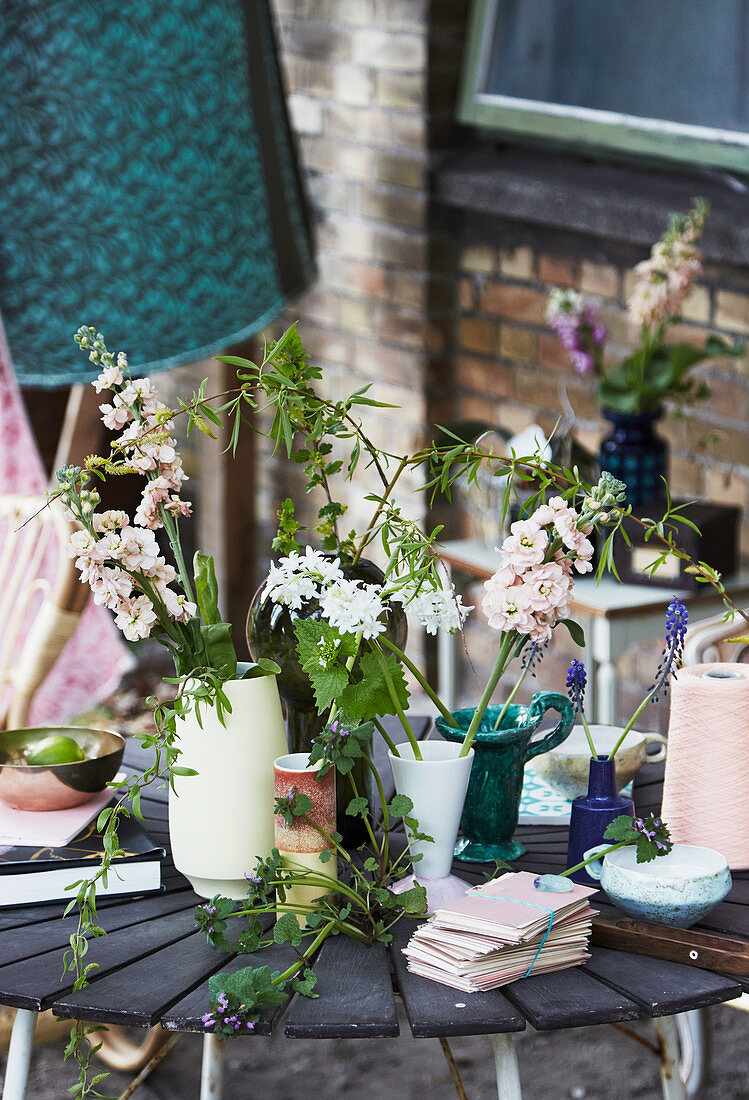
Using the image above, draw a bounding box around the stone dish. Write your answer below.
[583,842,732,929]
[533,723,667,800]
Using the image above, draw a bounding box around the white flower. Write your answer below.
[394,584,473,635]
[263,564,319,609]
[319,578,386,639]
[92,509,129,533]
[262,547,345,609]
[66,529,98,559]
[114,595,158,641]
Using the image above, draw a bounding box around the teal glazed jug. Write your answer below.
[436,692,575,861]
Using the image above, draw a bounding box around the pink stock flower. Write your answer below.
[165,495,192,518]
[529,504,554,527]
[114,595,158,641]
[553,508,584,550]
[118,526,161,573]
[66,529,98,560]
[100,397,132,431]
[502,520,548,569]
[134,479,170,529]
[522,562,571,613]
[92,361,124,394]
[160,585,197,623]
[149,558,177,585]
[91,566,133,610]
[482,580,536,635]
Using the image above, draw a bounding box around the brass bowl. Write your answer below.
[0,727,125,811]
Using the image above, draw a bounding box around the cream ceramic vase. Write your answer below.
[169,673,288,900]
[533,724,667,801]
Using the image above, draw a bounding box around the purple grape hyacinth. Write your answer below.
[651,597,688,700]
[566,658,587,715]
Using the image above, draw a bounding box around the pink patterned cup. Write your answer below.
[274,752,336,923]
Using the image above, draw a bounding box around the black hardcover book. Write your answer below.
[0,815,165,907]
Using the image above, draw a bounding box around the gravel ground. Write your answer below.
[4,1002,749,1099]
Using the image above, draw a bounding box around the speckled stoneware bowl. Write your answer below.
[0,727,124,811]
[533,724,667,800]
[583,842,732,929]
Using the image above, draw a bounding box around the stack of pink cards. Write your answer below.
[403,871,597,992]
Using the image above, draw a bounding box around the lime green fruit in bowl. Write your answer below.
[27,735,86,766]
[0,726,125,811]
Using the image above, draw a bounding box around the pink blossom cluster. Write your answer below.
[62,352,196,643]
[482,498,593,644]
[628,230,703,327]
[67,514,196,641]
[98,375,191,531]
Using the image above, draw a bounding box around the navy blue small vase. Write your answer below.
[599,408,666,507]
[566,756,634,885]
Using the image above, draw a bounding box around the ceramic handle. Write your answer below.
[524,692,575,762]
[641,732,667,763]
[581,845,610,881]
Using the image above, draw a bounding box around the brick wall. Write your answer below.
[259,2,749,725]
[451,227,749,549]
[257,0,467,561]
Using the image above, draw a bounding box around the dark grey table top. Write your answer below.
[0,730,743,1039]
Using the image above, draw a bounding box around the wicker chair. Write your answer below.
[0,495,170,1077]
[0,494,88,731]
[0,495,87,1052]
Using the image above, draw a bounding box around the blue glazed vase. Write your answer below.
[598,408,666,507]
[566,756,634,885]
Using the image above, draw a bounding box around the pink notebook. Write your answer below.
[433,872,597,943]
[0,775,125,848]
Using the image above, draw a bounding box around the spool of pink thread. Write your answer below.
[661,663,749,869]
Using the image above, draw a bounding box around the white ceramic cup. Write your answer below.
[533,724,667,800]
[388,740,474,879]
[582,842,732,928]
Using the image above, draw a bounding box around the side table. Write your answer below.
[437,538,749,723]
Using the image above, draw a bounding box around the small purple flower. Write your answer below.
[217,991,229,1012]
[566,659,587,715]
[570,349,596,375]
[201,1013,214,1027]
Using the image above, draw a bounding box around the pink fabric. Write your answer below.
[0,318,131,724]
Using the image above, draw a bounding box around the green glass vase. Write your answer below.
[436,692,574,861]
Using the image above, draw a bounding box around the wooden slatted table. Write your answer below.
[1,737,746,1100]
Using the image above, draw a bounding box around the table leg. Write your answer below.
[655,1015,687,1100]
[675,1009,709,1099]
[488,1033,522,1100]
[2,1009,37,1100]
[200,1034,224,1100]
[438,562,456,712]
[590,617,617,725]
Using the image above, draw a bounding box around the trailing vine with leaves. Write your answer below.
[50,320,746,1097]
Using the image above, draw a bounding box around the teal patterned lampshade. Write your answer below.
[0,0,314,387]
